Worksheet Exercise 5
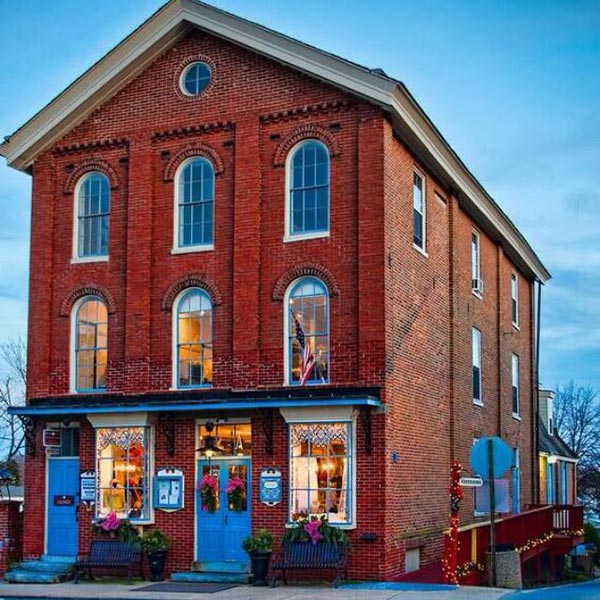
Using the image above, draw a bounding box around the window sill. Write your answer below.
[473,400,484,407]
[512,413,522,421]
[71,389,107,394]
[472,290,483,300]
[512,322,520,331]
[286,521,355,530]
[283,380,330,387]
[170,384,212,391]
[412,243,428,258]
[71,255,109,264]
[171,245,214,255]
[283,231,329,243]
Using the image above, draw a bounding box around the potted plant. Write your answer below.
[141,528,171,581]
[242,528,273,586]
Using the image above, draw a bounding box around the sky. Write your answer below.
[0,0,598,390]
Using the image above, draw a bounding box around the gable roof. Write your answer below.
[0,0,550,283]
[539,419,578,460]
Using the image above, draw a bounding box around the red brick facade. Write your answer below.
[17,21,538,581]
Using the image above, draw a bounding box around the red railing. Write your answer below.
[451,504,583,584]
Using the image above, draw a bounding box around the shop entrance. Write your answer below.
[46,457,79,556]
[196,422,251,564]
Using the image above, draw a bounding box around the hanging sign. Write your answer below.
[153,468,184,511]
[80,470,96,503]
[459,476,484,488]
[43,428,62,448]
[259,468,282,506]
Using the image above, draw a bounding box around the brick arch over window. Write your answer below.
[272,264,340,301]
[63,158,119,194]
[161,273,223,311]
[273,125,341,167]
[60,284,116,316]
[163,145,224,182]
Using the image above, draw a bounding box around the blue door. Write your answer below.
[197,459,251,563]
[47,458,79,556]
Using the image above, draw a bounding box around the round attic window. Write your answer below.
[180,62,212,96]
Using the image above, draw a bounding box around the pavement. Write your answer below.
[0,581,510,600]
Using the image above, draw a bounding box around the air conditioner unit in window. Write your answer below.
[472,278,484,294]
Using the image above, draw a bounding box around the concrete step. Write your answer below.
[4,569,70,584]
[191,560,250,574]
[171,571,251,584]
[18,560,74,573]
[40,555,77,564]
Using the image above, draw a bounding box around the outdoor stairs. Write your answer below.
[171,560,251,584]
[4,555,76,583]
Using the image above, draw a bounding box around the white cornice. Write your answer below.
[0,0,549,282]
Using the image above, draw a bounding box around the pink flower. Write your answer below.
[226,477,244,494]
[99,511,121,531]
[198,474,218,491]
[304,520,323,545]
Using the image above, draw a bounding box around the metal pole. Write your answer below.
[488,439,497,587]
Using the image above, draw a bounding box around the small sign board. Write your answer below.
[43,428,62,448]
[459,476,484,488]
[259,468,282,506]
[54,495,75,506]
[153,468,184,511]
[80,470,96,503]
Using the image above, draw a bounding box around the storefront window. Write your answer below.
[96,427,149,521]
[289,422,352,525]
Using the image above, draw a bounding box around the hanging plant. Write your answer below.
[226,476,245,512]
[198,474,218,513]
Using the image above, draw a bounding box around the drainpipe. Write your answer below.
[534,280,542,504]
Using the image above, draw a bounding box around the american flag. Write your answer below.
[292,312,315,385]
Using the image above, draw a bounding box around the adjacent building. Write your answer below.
[2,0,554,581]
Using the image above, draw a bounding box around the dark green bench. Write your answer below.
[270,540,348,587]
[74,540,143,583]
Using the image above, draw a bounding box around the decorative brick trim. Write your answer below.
[60,284,117,316]
[63,158,119,194]
[273,124,341,167]
[151,120,233,142]
[163,145,225,182]
[272,263,340,301]
[53,137,128,157]
[260,99,353,125]
[174,54,217,102]
[161,273,223,311]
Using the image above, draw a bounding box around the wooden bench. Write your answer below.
[74,540,143,583]
[270,540,348,587]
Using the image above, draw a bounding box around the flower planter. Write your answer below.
[147,549,167,581]
[249,550,271,586]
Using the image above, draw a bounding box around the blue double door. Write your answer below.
[47,458,80,556]
[196,459,251,563]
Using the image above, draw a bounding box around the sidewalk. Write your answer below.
[0,581,511,600]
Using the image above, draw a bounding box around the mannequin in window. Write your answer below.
[103,478,126,513]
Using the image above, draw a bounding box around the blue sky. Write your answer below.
[0,0,598,389]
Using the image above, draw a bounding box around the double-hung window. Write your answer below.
[511,273,519,327]
[472,327,482,405]
[75,172,110,259]
[511,354,520,416]
[289,422,352,525]
[286,140,329,239]
[413,171,426,252]
[471,231,482,295]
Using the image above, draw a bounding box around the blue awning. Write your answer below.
[9,396,380,417]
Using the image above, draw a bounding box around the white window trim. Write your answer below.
[171,287,213,390]
[283,139,330,242]
[172,157,215,253]
[511,273,519,328]
[285,417,357,529]
[93,424,154,525]
[511,353,520,418]
[69,295,107,394]
[472,327,482,405]
[282,276,329,387]
[72,172,110,262]
[471,230,482,298]
[412,169,426,254]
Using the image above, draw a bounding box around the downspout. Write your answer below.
[534,280,542,504]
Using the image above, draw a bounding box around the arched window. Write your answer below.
[75,172,110,258]
[175,289,212,387]
[286,277,329,385]
[286,140,329,238]
[175,158,214,250]
[73,296,108,392]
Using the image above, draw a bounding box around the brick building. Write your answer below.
[2,0,553,582]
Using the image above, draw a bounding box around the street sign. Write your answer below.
[470,436,512,479]
[459,476,484,488]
